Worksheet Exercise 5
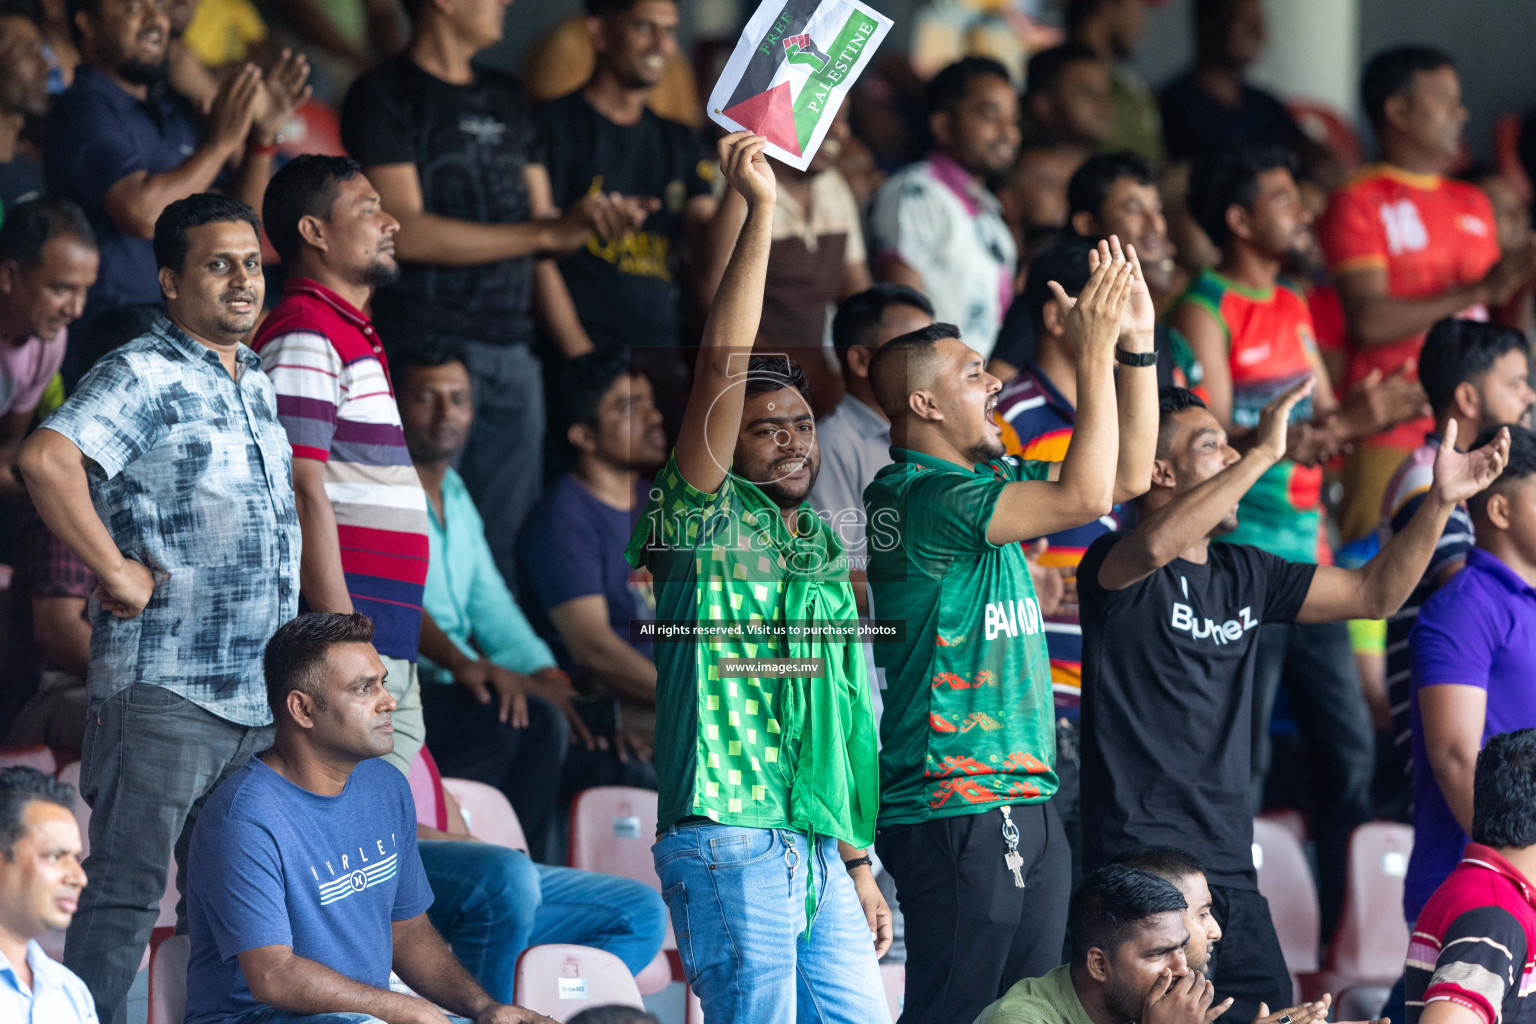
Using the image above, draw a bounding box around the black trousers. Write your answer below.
[1249,620,1375,938]
[420,683,568,863]
[1210,882,1294,1024]
[876,801,1071,1024]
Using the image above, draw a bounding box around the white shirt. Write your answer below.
[869,153,1017,358]
[0,939,99,1024]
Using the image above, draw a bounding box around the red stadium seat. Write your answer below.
[1289,100,1362,169]
[513,944,645,1021]
[442,777,528,853]
[568,786,661,887]
[147,933,189,1024]
[568,786,682,991]
[1328,823,1413,980]
[0,745,56,773]
[1252,817,1321,981]
[1258,808,1309,846]
[686,985,704,1024]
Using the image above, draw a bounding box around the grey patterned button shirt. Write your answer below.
[40,315,300,726]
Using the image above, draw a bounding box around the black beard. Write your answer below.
[118,58,168,85]
[966,436,1007,463]
[756,462,819,510]
[362,260,400,288]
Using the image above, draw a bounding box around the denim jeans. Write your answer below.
[224,1011,470,1024]
[653,824,889,1024]
[64,684,273,1024]
[418,840,668,1003]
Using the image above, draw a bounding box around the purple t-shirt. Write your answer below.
[0,328,66,418]
[1407,548,1536,921]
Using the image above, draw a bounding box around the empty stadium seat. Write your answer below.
[1252,817,1321,977]
[882,961,905,1021]
[442,777,528,853]
[568,786,682,991]
[0,744,56,773]
[512,944,645,1021]
[147,934,189,1024]
[1305,822,1413,1000]
[568,786,662,887]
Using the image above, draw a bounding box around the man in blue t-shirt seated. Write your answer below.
[184,612,557,1024]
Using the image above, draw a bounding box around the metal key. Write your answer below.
[1000,807,1026,889]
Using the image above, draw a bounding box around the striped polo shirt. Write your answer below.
[994,363,1122,715]
[1406,843,1536,1024]
[253,278,430,661]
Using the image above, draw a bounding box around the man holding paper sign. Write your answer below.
[625,131,891,1024]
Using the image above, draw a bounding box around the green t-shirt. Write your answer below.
[625,455,878,844]
[976,964,1095,1024]
[864,448,1058,826]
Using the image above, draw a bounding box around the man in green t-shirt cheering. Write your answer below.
[625,132,890,1024]
[864,237,1160,1024]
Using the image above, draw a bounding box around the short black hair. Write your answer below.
[0,0,42,25]
[927,56,1012,118]
[153,193,261,274]
[1110,845,1207,885]
[743,354,811,406]
[1070,864,1188,966]
[0,766,76,859]
[868,322,965,418]
[1192,0,1240,55]
[263,612,376,718]
[1470,424,1536,520]
[0,196,96,270]
[557,350,642,445]
[262,155,364,267]
[1418,318,1530,418]
[1156,386,1209,458]
[1068,150,1155,227]
[1025,43,1100,99]
[1022,235,1095,335]
[64,0,100,43]
[1064,0,1111,33]
[1361,45,1455,130]
[1473,729,1536,849]
[831,283,935,355]
[567,1009,662,1024]
[585,0,662,15]
[1186,147,1297,248]
[392,338,469,386]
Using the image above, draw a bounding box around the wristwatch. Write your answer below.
[1114,346,1158,367]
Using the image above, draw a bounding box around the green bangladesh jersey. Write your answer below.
[625,455,879,846]
[864,448,1058,826]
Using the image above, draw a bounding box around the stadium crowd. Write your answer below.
[3,0,1536,1023]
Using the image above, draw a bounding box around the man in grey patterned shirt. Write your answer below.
[18,193,299,1024]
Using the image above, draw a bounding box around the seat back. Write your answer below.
[1327,822,1413,982]
[881,961,905,1022]
[1252,817,1321,973]
[513,944,645,1021]
[568,787,661,888]
[0,745,56,773]
[442,777,529,853]
[147,934,190,1024]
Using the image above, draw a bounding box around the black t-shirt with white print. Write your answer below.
[1077,532,1317,887]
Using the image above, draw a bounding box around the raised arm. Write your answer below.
[1112,240,1158,502]
[1094,378,1313,591]
[1297,422,1509,622]
[985,243,1131,545]
[17,428,155,618]
[674,132,777,493]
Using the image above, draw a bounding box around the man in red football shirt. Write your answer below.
[1319,46,1536,540]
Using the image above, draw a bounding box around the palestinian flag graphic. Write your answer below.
[708,0,893,171]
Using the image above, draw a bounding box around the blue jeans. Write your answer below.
[418,840,668,1002]
[654,824,889,1024]
[226,1012,470,1024]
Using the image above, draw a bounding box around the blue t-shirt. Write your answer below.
[518,472,655,675]
[1406,548,1536,922]
[185,757,434,1024]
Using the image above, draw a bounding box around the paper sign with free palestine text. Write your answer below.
[708,0,894,171]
